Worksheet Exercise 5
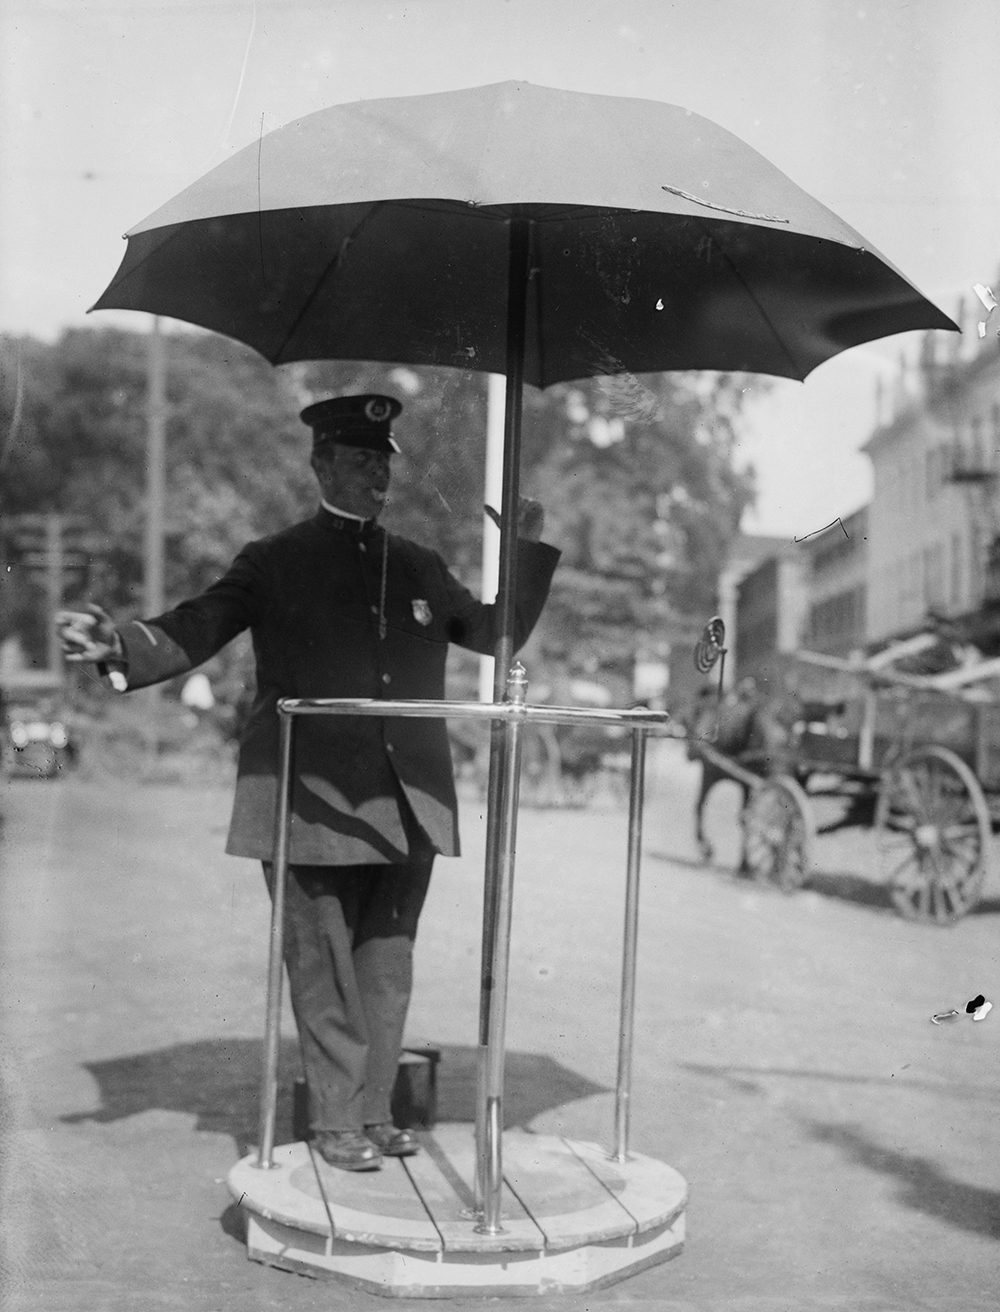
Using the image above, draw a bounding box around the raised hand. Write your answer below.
[55,603,123,664]
[484,497,545,542]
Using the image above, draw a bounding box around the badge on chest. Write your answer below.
[411,599,432,626]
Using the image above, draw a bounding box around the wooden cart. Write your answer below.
[689,634,1000,925]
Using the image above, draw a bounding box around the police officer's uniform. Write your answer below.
[105,395,560,1161]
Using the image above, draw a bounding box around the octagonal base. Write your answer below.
[229,1124,686,1297]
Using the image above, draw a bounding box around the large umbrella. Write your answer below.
[93,79,956,687]
[91,80,955,1235]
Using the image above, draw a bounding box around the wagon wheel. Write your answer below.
[875,746,990,925]
[741,775,814,893]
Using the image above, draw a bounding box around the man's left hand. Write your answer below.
[484,497,545,542]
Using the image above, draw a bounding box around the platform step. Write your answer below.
[229,1124,687,1296]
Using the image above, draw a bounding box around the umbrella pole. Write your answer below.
[475,216,531,1230]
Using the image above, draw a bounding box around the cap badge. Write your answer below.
[411,599,432,626]
[365,397,393,422]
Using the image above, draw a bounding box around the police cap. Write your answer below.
[300,394,402,453]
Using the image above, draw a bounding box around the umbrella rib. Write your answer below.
[88,224,188,313]
[692,218,806,378]
[270,201,389,362]
[528,218,545,386]
[600,101,806,380]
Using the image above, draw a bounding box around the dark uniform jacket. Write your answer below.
[116,509,560,866]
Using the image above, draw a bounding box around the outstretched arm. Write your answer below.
[55,548,265,692]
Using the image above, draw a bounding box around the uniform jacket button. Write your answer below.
[382,672,391,684]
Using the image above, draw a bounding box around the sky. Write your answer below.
[2,0,998,538]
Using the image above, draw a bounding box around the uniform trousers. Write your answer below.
[263,854,433,1133]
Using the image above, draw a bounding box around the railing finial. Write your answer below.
[506,662,528,705]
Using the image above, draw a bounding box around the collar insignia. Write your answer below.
[411,599,432,626]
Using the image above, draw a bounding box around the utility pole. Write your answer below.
[45,512,64,678]
[144,317,167,763]
[2,513,90,681]
[145,316,167,617]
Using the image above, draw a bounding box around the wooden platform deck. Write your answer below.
[229,1124,687,1296]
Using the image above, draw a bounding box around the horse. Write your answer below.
[684,680,793,866]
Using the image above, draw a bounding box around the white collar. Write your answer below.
[321,499,370,524]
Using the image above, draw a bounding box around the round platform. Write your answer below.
[228,1123,687,1297]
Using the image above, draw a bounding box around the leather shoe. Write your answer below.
[313,1130,382,1171]
[364,1122,420,1157]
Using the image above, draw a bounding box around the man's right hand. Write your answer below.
[56,604,123,664]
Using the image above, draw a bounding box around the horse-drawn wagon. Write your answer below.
[686,631,1000,925]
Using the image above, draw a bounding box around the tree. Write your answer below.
[520,370,757,692]
[0,326,758,707]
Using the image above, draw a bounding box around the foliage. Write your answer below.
[0,325,757,716]
[520,371,757,686]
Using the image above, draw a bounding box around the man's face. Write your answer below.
[314,445,393,520]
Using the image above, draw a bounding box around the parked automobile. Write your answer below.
[2,692,76,779]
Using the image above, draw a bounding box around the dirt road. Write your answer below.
[1,744,998,1310]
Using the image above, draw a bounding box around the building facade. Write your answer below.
[725,290,1000,677]
[800,506,868,657]
[733,544,810,683]
[716,532,787,686]
[863,310,1000,643]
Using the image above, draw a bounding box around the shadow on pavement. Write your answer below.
[648,850,715,874]
[650,847,896,910]
[650,848,1000,919]
[680,1062,998,1105]
[805,1120,1000,1240]
[61,1038,608,1157]
[799,868,895,911]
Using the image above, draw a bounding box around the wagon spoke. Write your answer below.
[930,880,951,924]
[918,762,944,817]
[939,828,981,867]
[742,777,812,891]
[915,873,932,919]
[907,763,930,814]
[880,747,989,924]
[884,850,920,883]
[882,812,917,835]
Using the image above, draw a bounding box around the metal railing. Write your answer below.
[252,662,670,1235]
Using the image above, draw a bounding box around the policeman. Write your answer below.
[58,394,560,1171]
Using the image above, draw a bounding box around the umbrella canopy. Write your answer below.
[93,81,955,385]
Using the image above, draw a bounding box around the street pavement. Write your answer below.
[1,741,998,1311]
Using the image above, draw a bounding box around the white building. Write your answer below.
[801,505,868,657]
[862,307,1000,643]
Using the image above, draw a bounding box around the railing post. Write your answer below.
[475,663,528,1234]
[256,709,295,1169]
[249,697,667,1187]
[613,728,648,1162]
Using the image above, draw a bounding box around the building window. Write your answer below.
[970,415,985,472]
[923,541,944,610]
[971,525,983,605]
[910,551,923,618]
